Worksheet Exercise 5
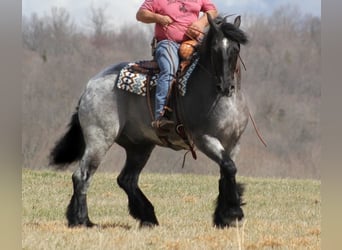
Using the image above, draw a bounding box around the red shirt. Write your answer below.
[139,0,216,42]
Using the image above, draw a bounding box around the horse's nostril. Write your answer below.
[216,85,222,92]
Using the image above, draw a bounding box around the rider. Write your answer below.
[136,0,217,133]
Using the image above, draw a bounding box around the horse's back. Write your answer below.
[78,62,162,146]
[91,62,128,80]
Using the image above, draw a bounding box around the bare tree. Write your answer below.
[47,7,76,55]
[87,5,110,48]
[22,14,49,61]
[89,6,106,37]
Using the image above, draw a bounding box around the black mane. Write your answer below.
[199,16,248,57]
[221,22,248,44]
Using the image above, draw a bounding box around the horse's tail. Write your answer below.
[49,108,85,169]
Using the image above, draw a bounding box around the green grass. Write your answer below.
[22,169,320,249]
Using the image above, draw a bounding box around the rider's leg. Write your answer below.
[154,40,180,122]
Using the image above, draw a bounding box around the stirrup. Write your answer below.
[151,118,175,130]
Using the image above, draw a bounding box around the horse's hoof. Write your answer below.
[86,220,97,228]
[68,219,97,228]
[214,217,244,228]
[139,221,159,228]
[213,208,244,228]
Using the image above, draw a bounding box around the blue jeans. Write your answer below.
[154,40,180,119]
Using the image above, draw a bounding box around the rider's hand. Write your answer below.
[157,14,173,26]
[186,21,205,39]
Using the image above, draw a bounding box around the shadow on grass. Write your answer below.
[98,222,132,230]
[23,221,132,231]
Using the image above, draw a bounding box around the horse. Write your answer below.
[50,14,249,228]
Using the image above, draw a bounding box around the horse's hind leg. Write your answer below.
[196,135,244,228]
[66,141,109,227]
[117,143,158,227]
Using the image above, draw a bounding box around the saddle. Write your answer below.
[120,40,199,157]
[130,60,159,75]
[130,39,198,79]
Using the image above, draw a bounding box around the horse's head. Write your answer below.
[205,14,248,96]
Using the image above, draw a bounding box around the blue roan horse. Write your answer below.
[50,15,249,228]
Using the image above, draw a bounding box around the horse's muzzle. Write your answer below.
[216,83,235,96]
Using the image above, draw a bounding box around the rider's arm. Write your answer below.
[187,10,218,39]
[136,9,173,26]
[198,10,218,27]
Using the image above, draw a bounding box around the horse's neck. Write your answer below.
[184,59,220,112]
[194,58,215,92]
[186,58,244,109]
[194,58,230,100]
[195,57,242,93]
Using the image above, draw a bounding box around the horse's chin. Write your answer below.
[226,91,233,97]
[220,89,234,97]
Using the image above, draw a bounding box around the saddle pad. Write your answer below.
[115,62,158,96]
[116,58,199,96]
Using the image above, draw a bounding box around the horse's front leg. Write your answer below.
[196,135,244,228]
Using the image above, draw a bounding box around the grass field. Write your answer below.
[22,169,320,249]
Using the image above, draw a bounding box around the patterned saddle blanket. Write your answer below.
[116,58,199,96]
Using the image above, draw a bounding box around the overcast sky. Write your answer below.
[22,0,320,29]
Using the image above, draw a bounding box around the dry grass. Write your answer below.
[22,169,320,249]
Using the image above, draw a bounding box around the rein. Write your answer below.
[249,110,267,147]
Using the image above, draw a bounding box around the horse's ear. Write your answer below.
[207,13,219,33]
[234,16,241,28]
